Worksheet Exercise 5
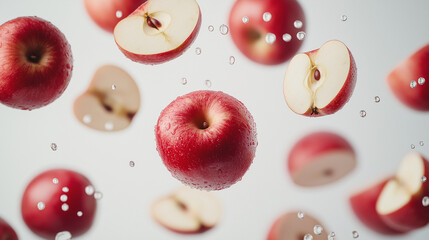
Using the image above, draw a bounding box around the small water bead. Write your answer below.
[60,194,68,202]
[229,56,236,65]
[205,80,212,88]
[112,84,116,90]
[294,20,303,29]
[61,203,69,211]
[129,161,135,167]
[94,191,103,200]
[297,31,306,40]
[297,211,304,219]
[329,232,336,240]
[115,10,123,18]
[77,211,83,217]
[53,178,59,184]
[85,186,95,195]
[265,33,276,44]
[55,231,72,240]
[313,225,323,235]
[341,15,348,21]
[422,176,427,182]
[410,80,417,88]
[242,16,249,24]
[418,77,426,85]
[208,25,214,32]
[303,233,313,240]
[195,47,202,55]
[423,196,429,206]
[219,24,229,35]
[105,122,114,131]
[360,110,367,118]
[83,114,92,124]
[51,143,58,151]
[263,12,272,22]
[282,33,292,42]
[37,202,45,210]
[420,141,425,146]
[375,96,380,103]
[352,230,359,238]
[181,77,187,85]
[411,144,416,149]
[62,187,69,193]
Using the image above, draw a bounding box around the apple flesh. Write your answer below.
[283,40,357,117]
[387,44,429,111]
[229,0,305,65]
[151,186,221,234]
[155,90,257,191]
[288,131,356,187]
[74,65,140,132]
[114,0,201,64]
[0,16,73,110]
[84,0,147,33]
[0,217,18,240]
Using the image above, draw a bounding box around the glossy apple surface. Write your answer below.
[0,217,18,240]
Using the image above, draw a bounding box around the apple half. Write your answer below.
[151,186,221,234]
[283,40,357,117]
[114,0,201,64]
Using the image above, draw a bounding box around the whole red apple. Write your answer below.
[0,16,73,110]
[0,217,18,240]
[387,44,429,111]
[21,169,97,239]
[155,90,257,191]
[229,0,305,65]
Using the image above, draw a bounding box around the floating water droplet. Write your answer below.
[53,178,59,184]
[62,187,69,193]
[51,143,58,151]
[420,141,425,146]
[352,230,359,238]
[205,80,212,88]
[297,211,304,219]
[112,84,116,90]
[60,194,68,202]
[229,56,236,65]
[263,12,272,22]
[55,231,72,240]
[294,20,303,28]
[422,176,427,182]
[313,225,323,235]
[37,202,45,210]
[360,110,367,118]
[265,33,276,44]
[85,186,95,195]
[208,25,214,32]
[77,211,83,217]
[418,77,426,85]
[423,196,429,206]
[410,80,417,88]
[242,16,249,24]
[329,232,336,240]
[181,77,187,85]
[297,31,306,40]
[83,115,92,124]
[282,33,292,42]
[195,47,201,55]
[303,233,313,240]
[94,191,103,200]
[375,96,380,103]
[219,24,229,35]
[105,122,114,131]
[116,10,123,18]
[61,203,69,211]
[341,15,348,21]
[411,144,416,149]
[129,161,135,167]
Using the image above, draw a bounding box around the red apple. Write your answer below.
[114,0,202,64]
[0,16,73,110]
[151,186,221,234]
[229,0,305,65]
[349,178,406,235]
[84,0,147,33]
[155,90,257,191]
[387,44,429,111]
[0,217,18,240]
[288,131,356,187]
[21,169,97,239]
[283,40,357,117]
[376,152,429,232]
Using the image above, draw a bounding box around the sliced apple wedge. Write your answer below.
[114,0,201,64]
[376,152,429,231]
[283,40,357,117]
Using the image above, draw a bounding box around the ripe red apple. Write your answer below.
[288,131,356,187]
[0,217,18,240]
[376,152,429,232]
[21,169,97,239]
[349,178,406,235]
[114,0,202,64]
[84,0,147,33]
[0,16,73,110]
[267,211,328,240]
[155,90,257,191]
[229,0,305,65]
[151,186,221,234]
[283,40,357,117]
[387,44,429,111]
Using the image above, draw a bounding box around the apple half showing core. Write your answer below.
[283,40,357,117]
[114,0,201,64]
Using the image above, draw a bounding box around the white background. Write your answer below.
[0,0,429,239]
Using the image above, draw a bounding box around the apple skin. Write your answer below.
[349,178,406,235]
[21,169,97,239]
[0,217,18,240]
[114,1,202,64]
[155,90,257,191]
[229,0,305,65]
[387,44,429,111]
[0,16,73,110]
[84,0,147,33]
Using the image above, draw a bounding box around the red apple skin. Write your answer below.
[229,0,305,65]
[387,44,429,111]
[0,16,73,110]
[155,91,257,191]
[349,178,406,235]
[21,169,97,239]
[0,217,19,240]
[84,0,147,33]
[266,216,282,240]
[114,2,202,64]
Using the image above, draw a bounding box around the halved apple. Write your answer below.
[283,40,357,117]
[114,0,202,64]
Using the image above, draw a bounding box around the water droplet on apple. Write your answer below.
[116,10,123,18]
[423,196,429,206]
[294,20,303,29]
[360,110,367,118]
[181,77,187,85]
[37,202,45,210]
[195,47,202,55]
[51,143,58,151]
[60,194,68,202]
[205,80,212,88]
[242,16,249,24]
[83,115,92,124]
[66,64,71,69]
[265,33,276,44]
[341,15,348,21]
[61,203,69,211]
[352,230,359,238]
[263,12,272,22]
[418,77,426,85]
[219,24,229,35]
[411,144,416,149]
[105,122,114,131]
[297,211,304,219]
[53,178,59,184]
[229,56,236,65]
[85,185,95,195]
[129,161,135,167]
[77,211,83,217]
[313,225,323,235]
[422,176,427,182]
[282,33,292,42]
[329,232,336,240]
[55,231,72,240]
[62,187,69,193]
[374,96,380,103]
[410,80,417,88]
[297,31,306,40]
[303,233,313,240]
[112,84,116,90]
[208,25,214,32]
[94,191,103,200]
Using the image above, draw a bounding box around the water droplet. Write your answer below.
[181,77,187,85]
[105,122,114,131]
[352,230,359,238]
[294,20,303,29]
[219,24,229,35]
[411,144,416,149]
[55,231,72,240]
[208,25,214,32]
[129,161,135,167]
[375,96,380,103]
[303,233,313,240]
[195,47,201,55]
[423,196,429,206]
[85,186,95,195]
[265,33,276,44]
[37,202,45,210]
[297,211,304,219]
[53,178,59,184]
[51,143,58,151]
[77,211,83,217]
[422,176,427,182]
[62,187,69,193]
[329,232,336,240]
[242,16,249,24]
[282,33,292,42]
[116,10,122,18]
[229,56,236,65]
[297,31,306,40]
[83,114,92,124]
[66,64,71,69]
[61,203,69,211]
[94,191,103,200]
[313,225,323,235]
[60,194,68,202]
[360,110,367,118]
[418,77,426,85]
[410,80,417,88]
[420,141,425,146]
[341,15,348,21]
[205,80,212,88]
[263,12,272,22]
[112,84,116,90]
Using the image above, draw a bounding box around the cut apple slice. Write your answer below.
[283,40,357,117]
[114,0,201,64]
[376,152,429,231]
[151,186,221,234]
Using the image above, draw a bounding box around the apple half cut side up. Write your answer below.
[284,40,357,117]
[114,0,202,64]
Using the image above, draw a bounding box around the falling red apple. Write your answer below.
[0,16,73,110]
[21,169,97,239]
[114,0,202,64]
[283,40,357,117]
[387,44,429,111]
[229,0,305,65]
[155,90,257,191]
[288,131,356,187]
[0,217,18,240]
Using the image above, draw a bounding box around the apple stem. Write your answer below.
[147,16,162,30]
